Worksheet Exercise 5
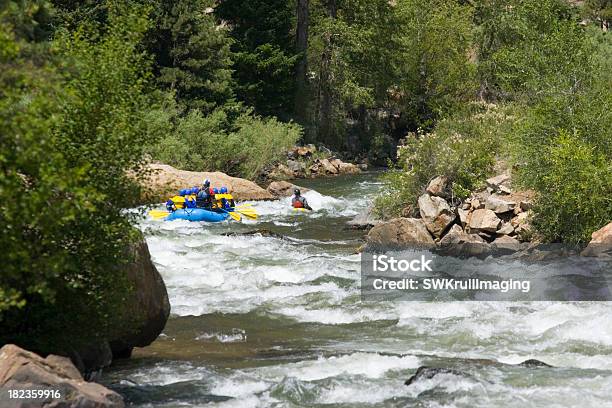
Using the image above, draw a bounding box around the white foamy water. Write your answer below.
[116,174,612,407]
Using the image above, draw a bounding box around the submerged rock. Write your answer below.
[222,229,285,239]
[518,359,553,368]
[0,344,124,408]
[404,366,471,386]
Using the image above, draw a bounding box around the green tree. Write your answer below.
[0,3,155,352]
[148,0,235,112]
[216,0,299,119]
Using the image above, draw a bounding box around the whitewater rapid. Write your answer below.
[110,173,612,407]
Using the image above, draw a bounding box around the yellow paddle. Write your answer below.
[221,209,241,221]
[148,209,170,219]
[234,208,257,220]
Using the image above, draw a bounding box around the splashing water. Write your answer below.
[106,173,612,407]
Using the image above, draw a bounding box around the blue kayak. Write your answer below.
[165,208,229,222]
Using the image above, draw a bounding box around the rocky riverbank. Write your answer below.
[361,171,612,258]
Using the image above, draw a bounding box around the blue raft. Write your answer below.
[165,208,230,222]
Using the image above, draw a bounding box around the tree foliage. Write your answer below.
[0,2,153,351]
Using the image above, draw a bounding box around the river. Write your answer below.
[105,172,612,407]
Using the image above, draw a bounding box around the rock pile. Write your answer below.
[268,144,363,180]
[365,173,535,256]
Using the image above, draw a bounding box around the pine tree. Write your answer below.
[148,0,235,113]
[215,0,299,119]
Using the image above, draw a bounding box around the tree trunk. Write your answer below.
[295,0,309,124]
[318,0,337,147]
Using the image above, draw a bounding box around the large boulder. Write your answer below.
[418,194,455,238]
[266,181,310,198]
[468,209,501,233]
[109,240,170,359]
[581,222,612,257]
[366,218,435,248]
[0,345,124,408]
[139,163,274,203]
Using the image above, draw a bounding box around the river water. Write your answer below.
[106,173,612,407]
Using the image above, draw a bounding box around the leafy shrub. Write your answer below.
[0,5,153,352]
[375,104,507,218]
[527,131,612,244]
[148,105,301,180]
[510,36,612,243]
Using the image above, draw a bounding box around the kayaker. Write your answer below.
[291,188,312,210]
[196,179,213,209]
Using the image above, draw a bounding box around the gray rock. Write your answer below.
[518,359,553,368]
[405,366,470,386]
[286,159,305,175]
[468,209,501,233]
[439,224,464,246]
[418,194,456,238]
[438,226,491,258]
[366,218,435,249]
[485,194,516,214]
[496,222,514,236]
